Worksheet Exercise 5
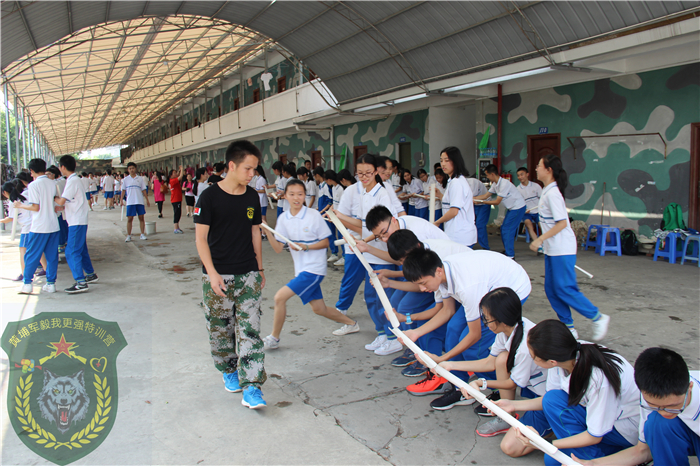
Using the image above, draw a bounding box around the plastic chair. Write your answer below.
[584,225,610,251]
[516,221,540,243]
[681,235,700,267]
[653,232,684,264]
[597,226,621,256]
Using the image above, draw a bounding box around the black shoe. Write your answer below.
[158,214,163,218]
[401,362,427,377]
[474,390,500,416]
[430,387,476,411]
[85,274,99,283]
[65,282,89,294]
[391,348,416,367]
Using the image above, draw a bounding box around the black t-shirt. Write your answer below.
[207,174,223,184]
[194,184,261,275]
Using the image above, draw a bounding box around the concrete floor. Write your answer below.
[1,201,698,466]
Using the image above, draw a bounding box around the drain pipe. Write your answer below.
[330,124,335,170]
[497,83,502,173]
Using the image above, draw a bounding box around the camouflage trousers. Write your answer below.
[202,272,266,388]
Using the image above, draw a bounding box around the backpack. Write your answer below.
[620,230,638,256]
[660,203,686,231]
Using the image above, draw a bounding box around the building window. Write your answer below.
[253,89,260,103]
[234,98,239,111]
[277,77,287,93]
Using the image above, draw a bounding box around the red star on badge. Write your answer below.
[50,334,76,357]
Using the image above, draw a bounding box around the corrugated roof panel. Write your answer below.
[309,33,393,79]
[22,2,70,50]
[108,2,146,23]
[248,2,326,39]
[143,2,182,17]
[343,1,416,24]
[71,2,109,32]
[178,2,227,18]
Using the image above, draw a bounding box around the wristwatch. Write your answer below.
[405,314,412,325]
[478,378,488,390]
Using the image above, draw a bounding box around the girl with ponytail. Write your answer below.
[1,178,44,281]
[497,319,640,465]
[332,153,403,356]
[437,288,547,437]
[530,154,610,341]
[433,147,477,247]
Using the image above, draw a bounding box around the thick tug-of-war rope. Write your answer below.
[260,222,304,251]
[326,209,583,466]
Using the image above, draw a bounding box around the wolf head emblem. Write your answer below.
[37,369,90,434]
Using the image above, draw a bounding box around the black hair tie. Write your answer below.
[576,342,582,352]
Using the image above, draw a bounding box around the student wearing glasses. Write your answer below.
[570,347,698,466]
[498,320,640,466]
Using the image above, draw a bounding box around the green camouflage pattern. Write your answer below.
[202,272,266,388]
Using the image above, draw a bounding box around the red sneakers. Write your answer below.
[406,372,451,396]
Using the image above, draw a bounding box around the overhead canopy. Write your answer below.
[2,1,699,154]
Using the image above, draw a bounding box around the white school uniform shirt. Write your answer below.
[122,175,146,206]
[423,238,471,259]
[248,175,258,190]
[103,175,114,191]
[81,177,91,195]
[141,175,149,187]
[305,179,319,209]
[332,184,343,209]
[275,175,287,210]
[383,180,405,214]
[438,250,531,322]
[489,317,548,396]
[467,177,488,197]
[545,346,640,445]
[88,178,97,192]
[61,173,89,226]
[281,177,292,211]
[411,178,428,209]
[361,183,398,265]
[195,182,209,206]
[7,194,33,234]
[638,371,700,443]
[114,178,121,192]
[255,176,268,208]
[275,206,332,277]
[488,177,526,210]
[397,216,449,242]
[538,182,577,256]
[26,175,59,233]
[391,172,401,192]
[55,177,67,220]
[517,180,543,213]
[337,182,362,256]
[441,175,477,246]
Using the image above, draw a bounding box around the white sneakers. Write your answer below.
[569,327,579,339]
[365,334,387,351]
[125,235,132,242]
[327,254,339,263]
[334,257,345,266]
[375,338,403,356]
[332,321,359,336]
[140,234,148,240]
[18,283,33,294]
[263,334,280,350]
[42,283,56,293]
[591,314,611,341]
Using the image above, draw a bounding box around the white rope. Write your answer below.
[260,222,303,251]
[575,265,593,279]
[429,183,436,223]
[326,210,582,466]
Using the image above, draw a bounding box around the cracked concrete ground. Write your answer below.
[2,202,698,465]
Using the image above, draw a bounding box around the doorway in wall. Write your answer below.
[398,142,412,172]
[353,145,368,169]
[310,150,322,168]
[279,153,287,164]
[690,122,700,230]
[527,134,561,182]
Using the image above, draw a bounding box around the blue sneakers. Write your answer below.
[242,386,267,409]
[223,371,242,393]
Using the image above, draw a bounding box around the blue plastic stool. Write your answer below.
[584,224,610,251]
[653,232,684,264]
[596,226,621,256]
[516,221,540,242]
[681,235,700,267]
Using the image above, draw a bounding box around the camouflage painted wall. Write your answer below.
[333,109,429,172]
[75,159,112,174]
[477,64,700,236]
[254,132,331,168]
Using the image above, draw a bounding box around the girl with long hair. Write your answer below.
[152,171,166,218]
[254,165,269,238]
[530,154,610,341]
[497,319,639,465]
[183,173,195,217]
[434,147,477,246]
[437,288,547,435]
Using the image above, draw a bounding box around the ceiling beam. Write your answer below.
[15,1,38,51]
